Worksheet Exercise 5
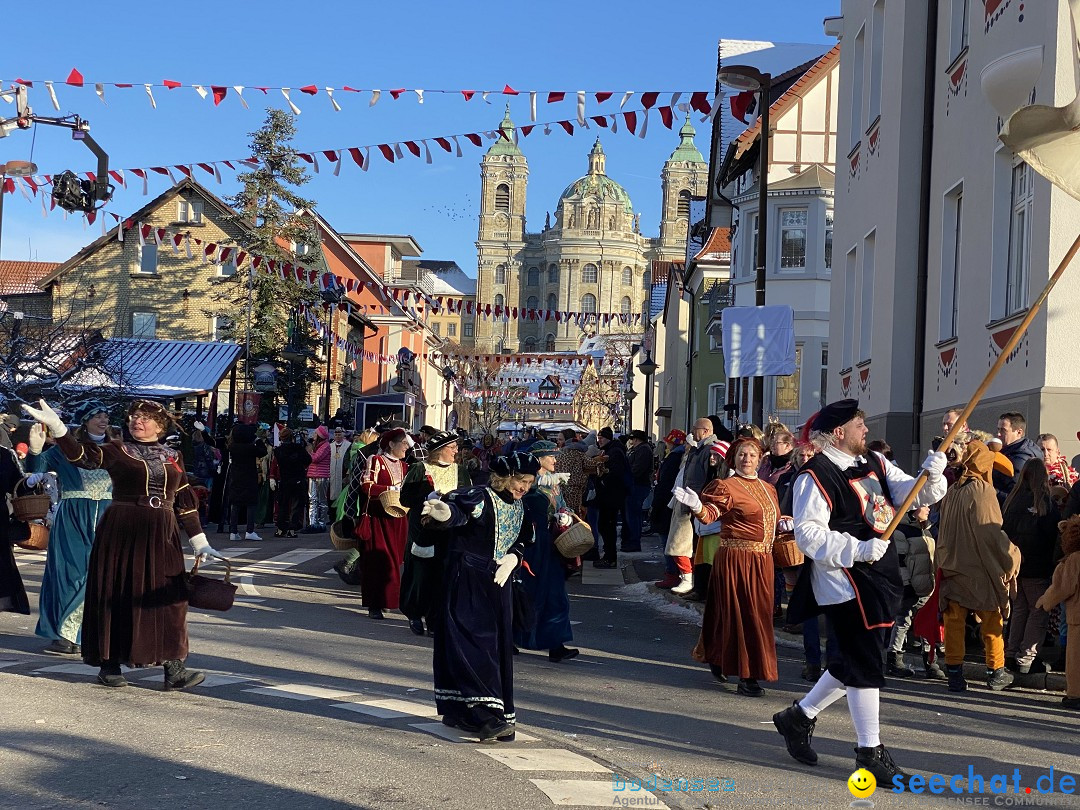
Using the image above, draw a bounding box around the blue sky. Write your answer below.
[1,0,836,270]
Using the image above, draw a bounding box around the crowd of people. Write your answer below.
[1,394,1078,775]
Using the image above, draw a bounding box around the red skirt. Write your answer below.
[700,546,778,681]
[360,504,409,610]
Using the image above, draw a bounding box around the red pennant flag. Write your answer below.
[150,167,170,176]
[547,91,564,103]
[464,133,482,147]
[389,88,406,99]
[730,90,755,123]
[623,111,637,134]
[197,163,215,176]
[66,68,85,87]
[591,116,609,128]
[557,120,574,135]
[497,128,512,142]
[211,86,228,105]
[2,178,14,195]
[15,78,32,87]
[114,83,133,88]
[690,91,712,114]
[405,141,421,157]
[640,91,659,109]
[378,144,395,162]
[521,125,534,137]
[299,85,319,95]
[461,90,476,101]
[342,85,362,93]
[503,84,519,95]
[435,137,452,152]
[322,150,339,162]
[348,147,365,168]
[595,91,612,104]
[176,165,192,177]
[659,106,674,128]
[163,79,182,89]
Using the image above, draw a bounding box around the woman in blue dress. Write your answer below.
[421,451,538,742]
[26,401,113,655]
[515,440,578,662]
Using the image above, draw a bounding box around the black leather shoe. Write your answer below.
[368,608,385,620]
[1062,696,1080,710]
[773,701,818,765]
[549,645,579,663]
[708,664,728,683]
[737,678,764,697]
[855,744,910,786]
[987,666,1014,690]
[801,664,822,682]
[442,715,480,733]
[409,619,425,636]
[477,717,513,742]
[163,659,206,691]
[97,667,128,688]
[43,638,80,656]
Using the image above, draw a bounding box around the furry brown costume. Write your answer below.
[1036,515,1080,703]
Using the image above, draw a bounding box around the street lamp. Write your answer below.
[441,363,456,430]
[320,286,345,423]
[624,384,637,434]
[718,64,771,428]
[637,349,657,440]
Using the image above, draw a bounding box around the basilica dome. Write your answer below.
[557,138,634,215]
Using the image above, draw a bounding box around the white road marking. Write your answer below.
[232,549,334,597]
[137,672,260,688]
[332,698,439,720]
[33,663,102,676]
[580,566,624,585]
[242,683,361,701]
[477,748,608,772]
[0,659,27,669]
[409,722,538,743]
[530,779,668,808]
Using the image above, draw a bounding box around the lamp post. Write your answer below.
[281,314,309,428]
[718,64,771,428]
[320,286,345,423]
[441,363,456,430]
[637,349,658,441]
[624,384,637,433]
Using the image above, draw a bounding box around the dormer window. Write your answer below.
[177,199,203,224]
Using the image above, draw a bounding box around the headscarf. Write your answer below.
[956,440,994,486]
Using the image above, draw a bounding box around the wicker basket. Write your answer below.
[11,477,51,522]
[329,520,358,551]
[378,490,409,518]
[554,516,595,559]
[772,533,804,568]
[16,522,49,551]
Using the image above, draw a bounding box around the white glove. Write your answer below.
[494,553,518,587]
[777,518,795,534]
[269,479,277,491]
[21,400,67,438]
[25,473,48,488]
[28,423,46,455]
[189,533,225,562]
[672,486,702,513]
[921,450,948,480]
[193,421,205,432]
[854,538,889,563]
[388,485,401,492]
[554,511,573,529]
[551,472,571,485]
[421,499,451,523]
[425,490,442,501]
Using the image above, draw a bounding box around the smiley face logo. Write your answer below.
[848,768,877,798]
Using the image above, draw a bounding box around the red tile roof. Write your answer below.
[694,227,731,261]
[0,260,60,295]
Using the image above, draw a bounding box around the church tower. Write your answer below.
[656,116,708,262]
[475,105,528,352]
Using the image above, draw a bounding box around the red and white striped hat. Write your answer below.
[710,439,731,458]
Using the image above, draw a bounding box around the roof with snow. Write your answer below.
[401,259,477,296]
[66,338,244,398]
[0,261,60,296]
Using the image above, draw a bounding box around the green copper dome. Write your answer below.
[486,104,523,157]
[668,117,705,163]
[558,138,634,214]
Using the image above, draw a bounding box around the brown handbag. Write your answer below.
[187,558,237,612]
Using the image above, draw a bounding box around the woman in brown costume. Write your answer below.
[674,437,784,696]
[23,399,225,689]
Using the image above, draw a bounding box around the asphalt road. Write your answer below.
[1,531,1077,810]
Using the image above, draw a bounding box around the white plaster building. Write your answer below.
[827,0,1080,464]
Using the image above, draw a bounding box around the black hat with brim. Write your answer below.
[809,399,860,433]
[426,430,458,453]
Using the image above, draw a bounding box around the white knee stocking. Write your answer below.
[846,687,881,748]
[798,670,846,719]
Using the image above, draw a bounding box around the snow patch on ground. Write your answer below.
[618,581,703,627]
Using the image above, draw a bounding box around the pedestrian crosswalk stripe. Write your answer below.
[478,748,609,772]
[331,698,439,719]
[0,659,27,669]
[33,663,100,676]
[242,683,362,701]
[409,722,538,743]
[530,779,669,808]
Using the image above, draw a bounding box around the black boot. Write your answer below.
[946,664,967,692]
[163,659,206,691]
[922,652,947,681]
[737,677,764,697]
[886,651,915,678]
[854,744,910,786]
[549,645,579,662]
[987,666,1014,691]
[773,701,818,765]
[708,664,728,683]
[96,660,127,688]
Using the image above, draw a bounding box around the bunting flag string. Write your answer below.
[6,72,713,117]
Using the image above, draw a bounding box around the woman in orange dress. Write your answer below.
[675,437,783,696]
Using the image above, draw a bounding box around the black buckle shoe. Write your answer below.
[855,744,910,786]
[773,701,818,765]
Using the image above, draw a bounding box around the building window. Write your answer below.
[582,263,598,284]
[868,0,885,124]
[545,333,556,351]
[851,26,866,146]
[292,241,311,256]
[548,263,559,283]
[495,264,506,284]
[432,322,441,336]
[526,295,539,311]
[677,190,691,220]
[527,266,539,286]
[775,345,802,413]
[448,322,457,337]
[177,199,203,224]
[843,248,857,369]
[1005,162,1033,316]
[494,294,504,310]
[495,183,510,212]
[824,210,834,270]
[939,184,963,340]
[211,315,233,341]
[138,244,158,274]
[858,232,876,361]
[708,382,727,415]
[710,328,722,353]
[464,322,474,338]
[622,266,633,285]
[642,269,651,289]
[620,296,632,315]
[820,345,829,406]
[217,256,237,277]
[780,209,808,268]
[748,214,760,277]
[581,293,597,313]
[951,0,970,58]
[132,312,157,338]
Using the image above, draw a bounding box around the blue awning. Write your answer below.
[68,338,244,399]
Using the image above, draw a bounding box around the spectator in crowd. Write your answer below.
[1037,433,1079,488]
[885,505,936,677]
[306,426,332,531]
[1034,515,1080,710]
[995,412,1040,501]
[937,440,1022,692]
[684,439,730,600]
[669,419,717,595]
[328,426,351,509]
[652,429,688,589]
[867,439,893,462]
[470,434,500,486]
[758,428,795,486]
[942,408,968,436]
[623,430,653,553]
[272,429,311,538]
[224,423,268,542]
[0,409,30,617]
[1002,459,1061,674]
[592,427,631,568]
[555,429,589,516]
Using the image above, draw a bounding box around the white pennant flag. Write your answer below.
[233,86,249,109]
[332,150,343,176]
[144,84,157,109]
[137,223,145,247]
[451,135,462,157]
[530,91,537,121]
[422,140,432,164]
[482,91,490,104]
[95,83,107,105]
[193,85,208,100]
[361,146,371,171]
[213,164,222,184]
[369,89,381,106]
[185,236,192,259]
[393,143,404,160]
[620,91,634,108]
[16,178,31,201]
[611,114,618,134]
[325,87,341,112]
[638,109,649,139]
[415,89,424,104]
[113,169,126,188]
[577,90,586,125]
[117,216,123,240]
[44,80,60,110]
[281,88,301,115]
[670,92,682,108]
